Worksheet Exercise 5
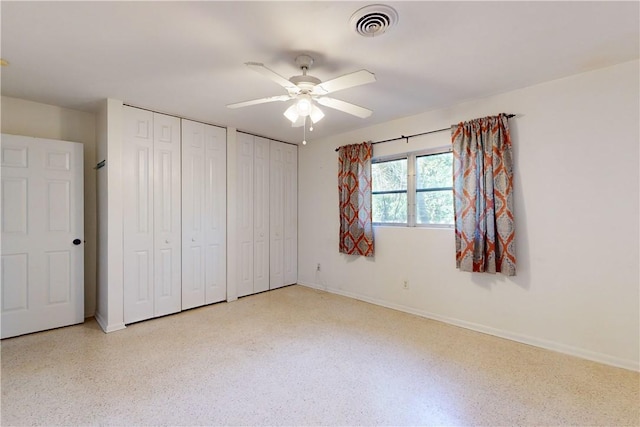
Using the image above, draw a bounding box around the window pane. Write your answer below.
[416,190,454,225]
[373,193,407,223]
[416,153,452,189]
[372,159,407,192]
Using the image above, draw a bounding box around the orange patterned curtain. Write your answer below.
[451,114,516,276]
[338,142,374,257]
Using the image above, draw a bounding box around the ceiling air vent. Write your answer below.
[350,4,398,37]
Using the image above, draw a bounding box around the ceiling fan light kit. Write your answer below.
[283,104,299,123]
[227,54,377,145]
[309,105,325,123]
[295,94,312,116]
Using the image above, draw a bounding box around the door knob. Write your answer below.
[192,238,196,242]
[73,239,82,245]
[165,239,170,244]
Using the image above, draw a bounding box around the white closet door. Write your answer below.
[1,134,84,339]
[236,132,254,297]
[204,125,226,304]
[181,120,206,310]
[283,143,298,285]
[253,137,270,293]
[269,141,285,289]
[123,107,155,323]
[153,113,181,317]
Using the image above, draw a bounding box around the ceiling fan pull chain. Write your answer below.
[303,117,307,145]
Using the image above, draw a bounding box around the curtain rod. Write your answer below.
[334,114,516,152]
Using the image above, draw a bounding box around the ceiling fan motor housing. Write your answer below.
[290,55,321,93]
[290,74,321,93]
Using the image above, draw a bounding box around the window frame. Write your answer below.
[371,154,409,226]
[372,146,454,228]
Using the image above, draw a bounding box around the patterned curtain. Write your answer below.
[451,114,516,276]
[338,142,374,257]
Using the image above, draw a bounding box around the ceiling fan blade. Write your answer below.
[312,70,376,95]
[316,97,373,118]
[246,62,299,94]
[226,95,291,109]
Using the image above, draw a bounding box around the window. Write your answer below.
[372,148,453,227]
[372,158,407,224]
[415,152,454,225]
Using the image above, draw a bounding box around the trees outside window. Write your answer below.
[372,148,453,227]
[372,158,407,224]
[416,152,453,225]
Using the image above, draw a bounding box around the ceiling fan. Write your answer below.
[226,55,376,130]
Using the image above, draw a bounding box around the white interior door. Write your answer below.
[182,120,227,309]
[1,134,84,339]
[182,119,206,310]
[236,133,254,297]
[204,124,226,304]
[123,107,155,323]
[152,113,181,317]
[269,141,284,289]
[283,143,298,285]
[253,137,270,293]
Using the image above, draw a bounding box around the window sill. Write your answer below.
[373,223,454,229]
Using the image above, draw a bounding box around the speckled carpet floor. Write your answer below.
[1,285,638,426]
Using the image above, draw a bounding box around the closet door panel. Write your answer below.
[153,113,181,317]
[123,106,154,323]
[204,125,227,304]
[181,120,206,310]
[283,144,298,285]
[269,141,284,289]
[253,137,270,293]
[236,133,254,297]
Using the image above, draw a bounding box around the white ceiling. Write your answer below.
[1,1,638,144]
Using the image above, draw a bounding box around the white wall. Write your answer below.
[1,96,98,318]
[95,98,126,333]
[297,60,640,371]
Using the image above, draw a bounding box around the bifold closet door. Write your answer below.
[270,141,297,289]
[253,137,270,293]
[236,133,270,298]
[236,133,254,298]
[282,142,298,285]
[182,119,226,310]
[269,141,284,289]
[123,107,181,324]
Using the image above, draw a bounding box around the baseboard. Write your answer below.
[94,311,127,334]
[298,281,639,372]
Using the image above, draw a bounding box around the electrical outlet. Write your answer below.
[316,263,321,272]
[403,280,409,289]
